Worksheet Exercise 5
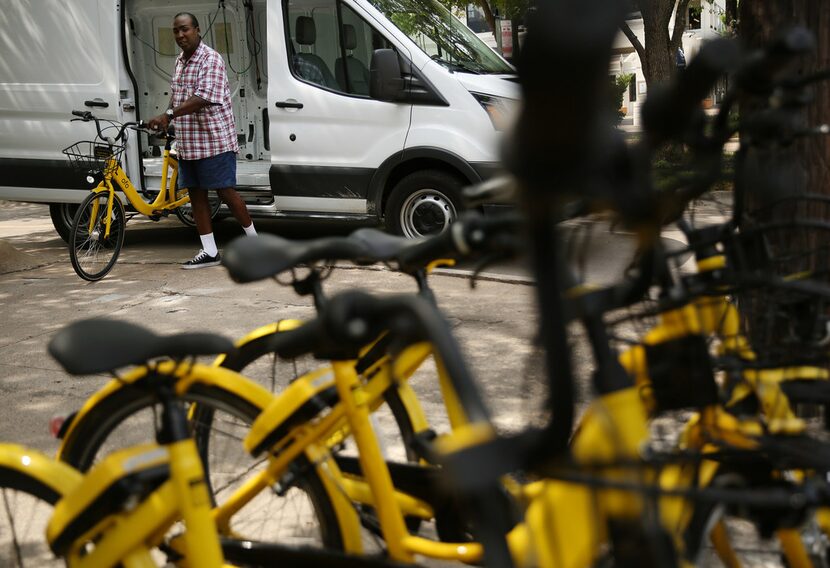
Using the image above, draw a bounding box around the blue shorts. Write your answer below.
[177,151,237,191]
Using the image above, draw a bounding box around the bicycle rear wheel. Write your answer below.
[69,192,126,281]
[0,467,62,567]
[58,382,346,551]
[174,195,223,228]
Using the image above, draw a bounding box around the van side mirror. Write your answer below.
[370,49,404,102]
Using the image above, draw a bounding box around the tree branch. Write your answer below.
[619,19,646,62]
[670,0,692,53]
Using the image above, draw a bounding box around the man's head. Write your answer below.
[173,13,200,56]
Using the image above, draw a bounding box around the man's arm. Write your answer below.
[148,95,211,131]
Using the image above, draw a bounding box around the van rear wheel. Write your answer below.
[49,203,79,243]
[385,171,463,238]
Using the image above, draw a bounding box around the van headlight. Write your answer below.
[471,93,517,131]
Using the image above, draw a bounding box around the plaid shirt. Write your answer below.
[171,41,238,160]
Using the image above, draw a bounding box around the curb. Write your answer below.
[332,263,534,286]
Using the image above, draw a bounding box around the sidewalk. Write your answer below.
[0,202,544,457]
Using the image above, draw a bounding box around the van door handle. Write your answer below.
[275,101,303,109]
[84,99,109,108]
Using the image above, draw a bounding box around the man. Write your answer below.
[149,12,256,269]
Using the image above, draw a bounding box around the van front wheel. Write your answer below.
[385,171,463,238]
[50,203,79,243]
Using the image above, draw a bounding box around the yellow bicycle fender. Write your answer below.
[0,443,82,497]
[168,362,274,410]
[212,320,306,367]
[57,363,274,462]
[55,366,156,461]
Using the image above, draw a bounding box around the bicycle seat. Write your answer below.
[223,229,439,284]
[348,228,428,267]
[49,318,235,375]
[222,233,370,283]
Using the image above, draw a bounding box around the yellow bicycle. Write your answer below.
[62,110,218,281]
[0,319,231,567]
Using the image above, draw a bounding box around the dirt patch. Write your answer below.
[0,239,45,273]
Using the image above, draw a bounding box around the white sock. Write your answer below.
[243,223,257,237]
[199,233,218,257]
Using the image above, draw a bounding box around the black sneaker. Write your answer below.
[182,250,221,269]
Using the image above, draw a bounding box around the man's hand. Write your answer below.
[147,114,170,132]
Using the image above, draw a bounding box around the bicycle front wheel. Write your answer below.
[59,382,346,551]
[0,467,62,567]
[69,192,126,281]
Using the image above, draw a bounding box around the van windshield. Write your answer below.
[366,0,513,74]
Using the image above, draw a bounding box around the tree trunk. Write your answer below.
[621,0,692,88]
[739,0,830,208]
[477,0,496,35]
[725,0,738,30]
[738,1,830,377]
[641,9,673,87]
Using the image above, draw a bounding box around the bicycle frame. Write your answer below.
[220,348,483,563]
[1,425,223,566]
[89,146,188,238]
[53,440,221,567]
[615,253,824,568]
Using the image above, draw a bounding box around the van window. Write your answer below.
[367,0,513,74]
[285,0,393,96]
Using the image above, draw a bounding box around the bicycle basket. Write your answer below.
[62,141,125,177]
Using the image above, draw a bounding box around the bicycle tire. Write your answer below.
[0,467,62,567]
[58,382,345,551]
[69,191,126,281]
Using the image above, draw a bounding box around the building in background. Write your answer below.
[613,0,727,129]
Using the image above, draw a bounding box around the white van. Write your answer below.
[0,0,518,240]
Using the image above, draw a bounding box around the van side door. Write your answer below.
[268,0,412,217]
[0,0,128,203]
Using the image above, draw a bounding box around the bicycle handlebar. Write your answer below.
[223,211,520,284]
[393,212,519,273]
[69,110,166,143]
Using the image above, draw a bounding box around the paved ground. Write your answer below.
[0,202,548,452]
[0,198,790,566]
